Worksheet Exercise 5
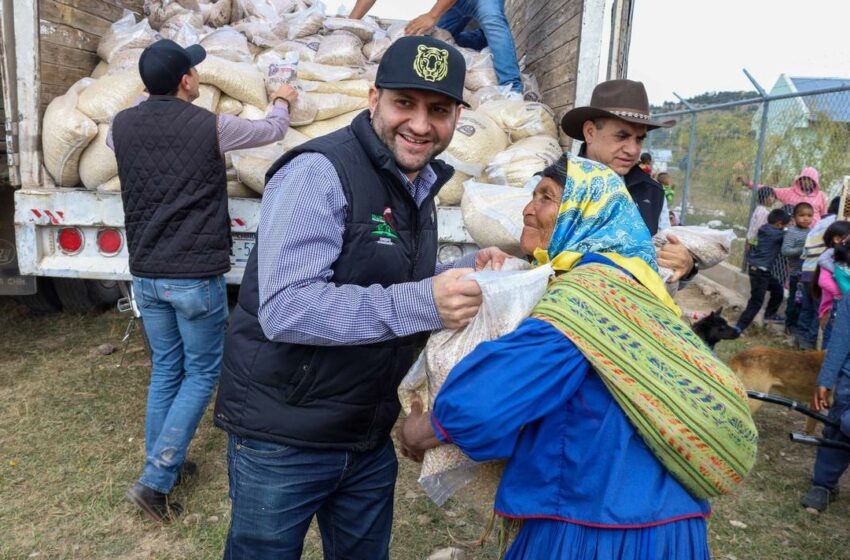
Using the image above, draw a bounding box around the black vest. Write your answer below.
[214,111,453,452]
[113,96,230,278]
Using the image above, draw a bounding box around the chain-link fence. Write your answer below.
[646,77,850,272]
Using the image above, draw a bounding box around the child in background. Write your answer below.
[735,208,791,335]
[782,202,814,333]
[834,238,850,295]
[639,152,653,175]
[657,172,675,205]
[746,187,777,247]
[812,221,850,349]
[800,293,850,513]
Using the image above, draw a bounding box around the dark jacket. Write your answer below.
[214,111,453,452]
[748,224,786,270]
[112,96,230,278]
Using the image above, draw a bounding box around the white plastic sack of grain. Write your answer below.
[400,259,553,506]
[300,78,370,98]
[460,47,498,91]
[98,175,122,193]
[42,78,98,187]
[312,92,368,121]
[362,30,391,63]
[208,0,233,27]
[438,110,507,178]
[386,21,406,41]
[289,94,318,126]
[322,16,380,41]
[315,30,364,66]
[269,0,298,14]
[297,61,357,82]
[160,10,205,38]
[295,109,361,137]
[477,100,558,141]
[107,48,144,74]
[468,85,512,109]
[263,51,299,97]
[280,126,310,150]
[284,2,324,39]
[460,178,537,255]
[160,20,202,46]
[91,61,110,79]
[233,17,280,48]
[429,26,454,43]
[217,94,244,114]
[79,124,118,190]
[484,136,561,187]
[97,11,157,63]
[231,142,286,193]
[240,0,280,21]
[77,69,145,123]
[148,0,201,30]
[193,85,222,111]
[435,171,470,206]
[197,55,268,107]
[654,226,736,271]
[275,36,321,62]
[200,27,253,63]
[238,104,267,120]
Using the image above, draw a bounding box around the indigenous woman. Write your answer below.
[399,154,757,559]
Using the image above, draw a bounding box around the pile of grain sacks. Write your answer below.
[43,0,561,205]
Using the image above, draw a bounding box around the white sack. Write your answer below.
[79,124,118,190]
[42,78,98,187]
[77,69,145,123]
[197,55,268,107]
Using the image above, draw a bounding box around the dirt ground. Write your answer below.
[1,283,849,560]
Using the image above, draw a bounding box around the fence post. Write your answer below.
[674,93,697,226]
[742,69,770,272]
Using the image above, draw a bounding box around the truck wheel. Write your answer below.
[53,278,112,314]
[14,277,63,314]
[86,280,121,307]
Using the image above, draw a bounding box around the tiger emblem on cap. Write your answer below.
[413,45,449,82]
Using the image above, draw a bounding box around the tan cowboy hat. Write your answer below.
[560,79,674,140]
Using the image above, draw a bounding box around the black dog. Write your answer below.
[691,308,739,350]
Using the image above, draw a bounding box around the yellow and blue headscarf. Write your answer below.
[533,153,679,313]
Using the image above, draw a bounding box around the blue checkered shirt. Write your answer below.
[257,152,475,345]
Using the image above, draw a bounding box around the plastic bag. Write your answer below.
[460,47,498,91]
[362,30,391,63]
[654,226,736,270]
[231,142,285,193]
[298,60,357,82]
[402,259,554,506]
[107,48,144,73]
[97,11,157,63]
[322,16,380,41]
[98,175,122,193]
[312,92,367,121]
[275,36,321,62]
[197,55,268,107]
[295,109,361,137]
[477,99,558,141]
[460,178,537,255]
[284,2,324,39]
[301,78,370,98]
[468,84,513,109]
[200,27,254,63]
[91,61,110,79]
[238,104,266,119]
[314,30,364,66]
[484,136,561,187]
[192,84,222,111]
[522,72,541,102]
[435,171,470,206]
[439,110,508,177]
[264,51,299,97]
[42,78,98,187]
[240,0,280,21]
[207,0,233,27]
[76,69,145,123]
[233,17,281,48]
[147,0,199,30]
[217,94,244,114]
[79,124,118,190]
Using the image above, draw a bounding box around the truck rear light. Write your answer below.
[57,227,84,255]
[97,228,123,256]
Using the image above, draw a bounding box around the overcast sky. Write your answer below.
[326,0,850,105]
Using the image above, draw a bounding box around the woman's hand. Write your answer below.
[812,386,831,412]
[475,246,513,271]
[397,399,442,462]
[657,233,695,282]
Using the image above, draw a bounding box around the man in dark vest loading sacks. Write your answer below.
[109,39,298,522]
[560,79,699,283]
[214,36,509,558]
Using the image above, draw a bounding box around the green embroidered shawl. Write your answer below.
[532,264,758,499]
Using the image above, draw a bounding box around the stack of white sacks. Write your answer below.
[43,0,561,211]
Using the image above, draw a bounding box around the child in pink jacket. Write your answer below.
[771,167,828,224]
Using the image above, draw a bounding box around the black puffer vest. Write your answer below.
[112,96,229,277]
[214,111,453,451]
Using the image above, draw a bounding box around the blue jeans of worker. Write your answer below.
[437,0,523,92]
[132,275,228,494]
[224,436,397,560]
[812,374,850,489]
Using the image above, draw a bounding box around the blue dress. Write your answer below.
[430,262,711,559]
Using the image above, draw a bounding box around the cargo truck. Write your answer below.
[0,0,634,312]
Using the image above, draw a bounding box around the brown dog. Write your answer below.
[728,347,825,432]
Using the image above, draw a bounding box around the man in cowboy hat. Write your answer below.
[560,79,697,282]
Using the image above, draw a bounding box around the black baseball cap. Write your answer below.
[375,35,469,107]
[138,39,206,95]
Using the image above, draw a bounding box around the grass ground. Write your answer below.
[1,286,849,559]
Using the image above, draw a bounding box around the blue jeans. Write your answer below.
[812,374,850,489]
[224,436,397,560]
[437,0,523,92]
[132,275,228,494]
[795,287,819,346]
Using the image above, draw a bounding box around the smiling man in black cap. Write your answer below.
[560,79,697,283]
[109,38,298,523]
[214,35,508,558]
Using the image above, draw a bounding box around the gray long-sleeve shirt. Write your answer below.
[781,225,810,275]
